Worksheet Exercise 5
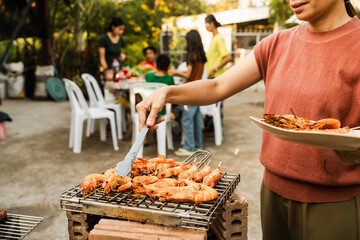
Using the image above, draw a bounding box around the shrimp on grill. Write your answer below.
[203,167,222,188]
[144,178,178,198]
[103,175,132,194]
[132,176,158,194]
[165,180,218,203]
[80,173,105,197]
[192,164,211,182]
[130,170,141,177]
[158,164,191,178]
[146,154,175,174]
[131,158,148,174]
[193,184,218,202]
[156,163,173,174]
[178,164,198,180]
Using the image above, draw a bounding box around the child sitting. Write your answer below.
[103,68,116,102]
[145,54,175,116]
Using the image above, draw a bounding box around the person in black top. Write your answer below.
[98,17,126,70]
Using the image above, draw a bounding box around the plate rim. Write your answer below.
[249,116,360,139]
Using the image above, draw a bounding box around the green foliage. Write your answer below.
[269,0,293,26]
[47,0,205,80]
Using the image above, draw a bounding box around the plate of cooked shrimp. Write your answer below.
[250,114,360,151]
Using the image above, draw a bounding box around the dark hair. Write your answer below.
[108,17,125,32]
[185,30,207,64]
[345,0,357,17]
[143,46,157,56]
[205,14,221,28]
[156,54,170,72]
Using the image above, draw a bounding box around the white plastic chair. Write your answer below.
[81,73,125,140]
[130,82,173,158]
[63,78,119,153]
[200,103,223,146]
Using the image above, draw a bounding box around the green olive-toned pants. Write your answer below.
[261,182,360,240]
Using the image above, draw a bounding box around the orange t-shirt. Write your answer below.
[254,17,360,203]
[186,52,204,83]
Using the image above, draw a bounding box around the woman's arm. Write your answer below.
[172,64,193,80]
[99,47,107,69]
[208,54,232,79]
[136,50,262,129]
[119,49,126,62]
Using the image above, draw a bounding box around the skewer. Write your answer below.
[290,108,298,119]
[218,161,222,168]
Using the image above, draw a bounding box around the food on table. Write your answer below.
[0,209,7,222]
[203,167,222,188]
[263,114,350,133]
[79,154,221,202]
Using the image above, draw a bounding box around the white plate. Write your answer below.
[250,116,360,151]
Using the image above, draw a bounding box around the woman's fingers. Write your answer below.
[146,106,161,127]
[136,102,148,131]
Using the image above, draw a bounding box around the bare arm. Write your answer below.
[172,64,193,80]
[136,50,262,129]
[99,47,107,69]
[208,54,232,78]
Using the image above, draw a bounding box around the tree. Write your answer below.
[268,0,293,30]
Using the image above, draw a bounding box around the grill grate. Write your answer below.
[60,150,240,230]
[0,213,43,240]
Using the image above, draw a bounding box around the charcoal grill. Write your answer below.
[60,150,240,230]
[0,213,43,239]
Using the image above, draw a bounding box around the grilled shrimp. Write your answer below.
[178,164,198,180]
[132,176,158,187]
[158,164,191,178]
[165,181,218,202]
[132,158,148,173]
[146,154,175,174]
[203,167,221,187]
[311,118,341,130]
[103,175,132,194]
[192,165,211,182]
[144,178,178,198]
[80,173,105,197]
[193,184,218,202]
[156,163,173,174]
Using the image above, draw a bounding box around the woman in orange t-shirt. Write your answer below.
[136,1,360,239]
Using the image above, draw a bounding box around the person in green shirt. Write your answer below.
[98,17,126,71]
[204,15,232,79]
[145,54,174,116]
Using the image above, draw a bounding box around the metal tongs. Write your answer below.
[115,126,149,177]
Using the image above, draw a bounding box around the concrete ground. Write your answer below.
[0,90,265,240]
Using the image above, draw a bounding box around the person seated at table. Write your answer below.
[139,46,157,70]
[145,54,175,116]
[103,68,116,102]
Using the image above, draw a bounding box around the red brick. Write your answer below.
[89,219,207,240]
[66,211,101,240]
[210,189,248,240]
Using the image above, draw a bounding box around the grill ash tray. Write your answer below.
[0,213,43,240]
[60,150,241,230]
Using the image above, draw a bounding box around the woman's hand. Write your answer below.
[334,149,360,165]
[120,53,126,62]
[136,87,168,131]
[208,69,216,79]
